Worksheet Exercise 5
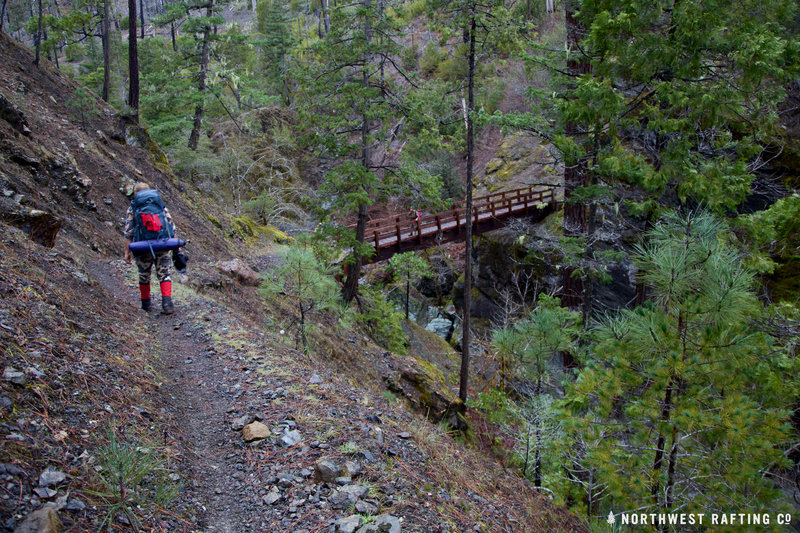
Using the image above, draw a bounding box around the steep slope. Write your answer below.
[0,34,586,532]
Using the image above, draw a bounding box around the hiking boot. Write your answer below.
[162,296,174,315]
[141,298,152,311]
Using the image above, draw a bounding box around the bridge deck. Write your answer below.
[350,185,557,264]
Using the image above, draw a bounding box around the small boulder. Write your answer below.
[355,514,402,533]
[216,258,260,286]
[334,515,363,533]
[262,492,282,505]
[314,458,339,482]
[13,506,62,533]
[231,414,253,431]
[279,429,302,447]
[242,422,270,442]
[355,500,379,515]
[3,367,27,386]
[328,484,369,508]
[340,460,361,478]
[38,469,66,488]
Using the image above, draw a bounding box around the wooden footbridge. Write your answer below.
[352,184,558,264]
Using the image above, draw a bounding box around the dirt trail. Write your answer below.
[89,259,251,532]
[81,256,587,533]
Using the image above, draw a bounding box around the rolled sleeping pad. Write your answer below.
[129,238,186,253]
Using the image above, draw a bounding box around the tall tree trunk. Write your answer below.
[188,0,212,150]
[281,54,290,105]
[321,0,330,34]
[127,0,139,117]
[458,11,476,405]
[0,0,8,32]
[139,0,145,38]
[170,21,177,51]
[34,0,43,66]
[561,0,590,368]
[342,0,372,304]
[102,0,110,101]
[650,377,675,505]
[405,278,410,320]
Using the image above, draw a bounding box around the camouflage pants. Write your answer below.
[134,251,171,285]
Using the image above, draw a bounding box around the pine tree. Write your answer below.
[262,244,340,355]
[254,0,295,105]
[507,0,799,330]
[561,210,796,521]
[493,294,579,486]
[298,0,440,304]
[388,252,432,320]
[185,0,224,150]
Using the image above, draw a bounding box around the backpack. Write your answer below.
[131,189,173,242]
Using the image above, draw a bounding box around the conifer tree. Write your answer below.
[388,252,432,320]
[493,294,579,486]
[561,210,796,520]
[254,0,295,105]
[510,0,799,328]
[186,0,223,149]
[298,0,440,304]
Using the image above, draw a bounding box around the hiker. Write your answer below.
[123,182,178,314]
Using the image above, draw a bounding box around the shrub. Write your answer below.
[419,41,442,77]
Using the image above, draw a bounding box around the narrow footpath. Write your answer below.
[85,256,583,533]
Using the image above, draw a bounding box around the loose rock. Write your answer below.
[3,366,27,386]
[279,429,302,447]
[334,515,363,533]
[242,421,270,442]
[355,514,402,533]
[38,469,66,488]
[13,505,62,533]
[314,458,339,482]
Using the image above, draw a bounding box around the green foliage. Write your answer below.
[356,285,408,355]
[262,244,341,354]
[401,42,419,72]
[467,388,516,425]
[436,43,468,82]
[560,210,796,518]
[66,87,97,132]
[87,428,178,532]
[493,294,580,387]
[521,0,800,214]
[254,0,296,98]
[419,41,443,77]
[736,193,800,275]
[388,252,432,319]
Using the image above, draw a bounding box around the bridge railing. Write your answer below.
[348,184,556,253]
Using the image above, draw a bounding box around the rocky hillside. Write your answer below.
[0,32,585,533]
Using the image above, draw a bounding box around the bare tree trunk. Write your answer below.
[458,11,476,406]
[139,0,145,38]
[34,0,43,66]
[0,0,8,32]
[170,21,177,51]
[650,377,674,505]
[188,0,212,150]
[127,0,139,117]
[102,0,110,101]
[321,0,330,34]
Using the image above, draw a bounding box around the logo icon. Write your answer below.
[607,511,616,525]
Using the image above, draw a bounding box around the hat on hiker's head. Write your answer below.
[133,182,151,195]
